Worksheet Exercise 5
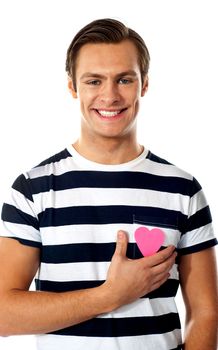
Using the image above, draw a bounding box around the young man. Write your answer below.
[0,18,217,350]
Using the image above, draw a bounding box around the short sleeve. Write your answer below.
[177,177,217,254]
[0,173,41,248]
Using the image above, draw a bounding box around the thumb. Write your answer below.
[114,230,128,257]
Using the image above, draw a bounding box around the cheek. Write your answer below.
[129,92,141,112]
[133,101,140,116]
[131,95,141,118]
[126,86,141,103]
[78,84,93,98]
[79,90,98,108]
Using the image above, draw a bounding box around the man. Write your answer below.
[0,18,217,350]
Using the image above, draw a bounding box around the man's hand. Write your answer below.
[104,230,177,309]
[0,233,176,336]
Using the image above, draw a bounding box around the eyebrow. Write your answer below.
[80,70,138,80]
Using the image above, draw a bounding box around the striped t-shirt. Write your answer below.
[1,146,217,350]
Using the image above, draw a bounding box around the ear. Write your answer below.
[68,76,78,99]
[141,76,149,97]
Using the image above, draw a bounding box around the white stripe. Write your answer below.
[67,144,191,179]
[38,261,178,282]
[178,223,215,249]
[5,188,38,218]
[1,221,41,243]
[39,261,110,281]
[98,297,177,318]
[26,155,73,179]
[27,148,192,180]
[36,329,182,350]
[33,187,190,215]
[41,223,134,245]
[188,189,208,217]
[40,223,181,246]
[145,158,193,179]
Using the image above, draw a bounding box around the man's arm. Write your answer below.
[179,247,218,350]
[0,231,176,336]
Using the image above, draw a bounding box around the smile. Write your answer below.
[95,109,127,118]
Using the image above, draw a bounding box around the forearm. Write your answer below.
[0,285,113,336]
[0,233,176,337]
[184,313,218,350]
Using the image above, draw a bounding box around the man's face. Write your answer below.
[69,40,148,140]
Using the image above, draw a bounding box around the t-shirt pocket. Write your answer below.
[131,214,180,259]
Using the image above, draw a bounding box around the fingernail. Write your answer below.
[118,231,124,239]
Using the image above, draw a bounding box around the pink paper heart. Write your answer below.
[134,226,165,257]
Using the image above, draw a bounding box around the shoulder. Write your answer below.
[11,148,72,197]
[146,151,194,181]
[35,148,71,168]
[26,148,73,180]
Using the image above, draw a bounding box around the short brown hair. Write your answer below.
[66,18,150,91]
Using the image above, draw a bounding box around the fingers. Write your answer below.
[146,250,177,293]
[147,250,177,291]
[113,231,128,258]
[151,251,177,277]
[150,272,171,292]
[146,245,176,267]
[108,234,177,306]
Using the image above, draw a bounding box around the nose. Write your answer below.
[100,81,121,105]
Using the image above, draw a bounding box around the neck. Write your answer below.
[73,135,143,165]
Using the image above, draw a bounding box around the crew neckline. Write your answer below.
[67,144,149,171]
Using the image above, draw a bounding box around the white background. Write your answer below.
[0,0,217,348]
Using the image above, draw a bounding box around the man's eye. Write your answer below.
[118,78,131,85]
[87,80,101,85]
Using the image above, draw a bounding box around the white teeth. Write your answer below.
[97,110,121,117]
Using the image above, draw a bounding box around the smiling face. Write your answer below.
[68,40,148,143]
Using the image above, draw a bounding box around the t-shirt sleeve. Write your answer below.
[177,177,217,254]
[0,173,41,248]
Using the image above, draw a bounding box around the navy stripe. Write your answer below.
[35,279,103,292]
[29,171,193,195]
[41,242,179,263]
[35,149,71,167]
[145,279,179,298]
[147,152,172,165]
[38,205,184,228]
[178,238,217,255]
[49,312,180,337]
[41,242,133,263]
[190,177,202,196]
[8,237,41,248]
[12,174,33,201]
[35,279,179,298]
[1,203,39,230]
[185,206,212,232]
